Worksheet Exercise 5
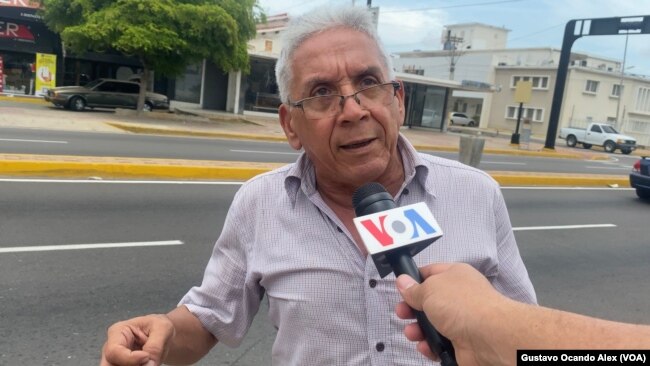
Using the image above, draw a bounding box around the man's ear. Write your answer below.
[279,104,303,150]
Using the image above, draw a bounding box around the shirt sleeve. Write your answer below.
[178,188,264,347]
[490,186,538,305]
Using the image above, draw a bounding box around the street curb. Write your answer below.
[0,154,630,187]
[106,122,289,142]
[107,121,607,160]
[0,154,285,180]
[0,95,49,105]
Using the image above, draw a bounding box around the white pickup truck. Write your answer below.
[559,123,637,154]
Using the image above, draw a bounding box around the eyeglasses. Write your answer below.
[289,81,400,120]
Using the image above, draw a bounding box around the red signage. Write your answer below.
[0,21,35,41]
[0,56,4,93]
[0,0,41,9]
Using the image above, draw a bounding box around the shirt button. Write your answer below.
[375,342,385,352]
[337,226,343,233]
[369,279,377,288]
[403,188,409,195]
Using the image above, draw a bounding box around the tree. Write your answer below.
[40,0,262,112]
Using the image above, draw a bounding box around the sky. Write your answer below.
[257,0,650,76]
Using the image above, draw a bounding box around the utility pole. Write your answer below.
[615,32,629,131]
[443,29,464,80]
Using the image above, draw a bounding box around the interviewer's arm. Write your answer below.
[396,263,650,366]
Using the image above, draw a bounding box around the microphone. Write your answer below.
[352,182,457,366]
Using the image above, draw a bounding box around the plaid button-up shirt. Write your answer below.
[180,135,536,365]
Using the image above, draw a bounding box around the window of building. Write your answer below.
[584,80,599,94]
[506,105,544,122]
[635,87,650,113]
[264,40,272,52]
[511,75,549,90]
[1,52,35,95]
[174,62,203,104]
[611,84,622,98]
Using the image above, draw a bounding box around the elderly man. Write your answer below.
[101,5,536,366]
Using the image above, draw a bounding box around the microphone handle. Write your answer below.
[389,250,457,366]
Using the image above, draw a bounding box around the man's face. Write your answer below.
[279,27,405,190]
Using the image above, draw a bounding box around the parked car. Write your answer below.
[630,156,650,201]
[559,122,636,154]
[44,78,169,112]
[449,112,476,127]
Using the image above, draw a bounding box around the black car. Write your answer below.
[630,156,650,200]
[44,78,169,112]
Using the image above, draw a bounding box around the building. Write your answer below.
[0,1,148,95]
[392,22,650,146]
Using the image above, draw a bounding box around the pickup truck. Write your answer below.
[559,123,637,154]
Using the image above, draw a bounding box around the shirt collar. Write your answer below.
[284,133,436,206]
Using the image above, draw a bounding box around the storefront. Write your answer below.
[0,3,60,94]
[0,1,145,95]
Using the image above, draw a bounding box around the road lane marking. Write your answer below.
[0,138,68,144]
[481,161,526,165]
[0,240,184,253]
[230,149,300,155]
[502,187,633,190]
[585,166,630,170]
[513,224,616,231]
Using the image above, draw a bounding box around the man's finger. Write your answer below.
[395,301,415,320]
[417,263,454,278]
[396,274,424,311]
[140,316,175,364]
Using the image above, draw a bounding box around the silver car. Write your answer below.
[44,78,169,112]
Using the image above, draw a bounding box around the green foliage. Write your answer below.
[40,0,261,76]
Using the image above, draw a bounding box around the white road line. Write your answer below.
[0,178,244,185]
[585,166,630,170]
[230,149,300,155]
[481,161,526,165]
[502,187,633,190]
[0,138,68,144]
[0,240,184,253]
[513,224,616,231]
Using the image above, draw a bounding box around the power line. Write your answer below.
[381,0,528,13]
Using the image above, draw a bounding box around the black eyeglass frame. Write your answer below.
[288,81,401,118]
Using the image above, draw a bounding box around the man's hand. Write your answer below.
[395,263,505,366]
[100,314,175,366]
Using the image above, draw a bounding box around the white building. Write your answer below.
[392,23,650,146]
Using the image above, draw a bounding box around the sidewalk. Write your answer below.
[0,95,640,186]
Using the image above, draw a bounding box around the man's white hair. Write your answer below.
[274,5,395,104]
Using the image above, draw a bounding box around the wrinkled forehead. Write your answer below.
[289,27,389,84]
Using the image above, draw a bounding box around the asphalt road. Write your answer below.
[1,180,648,365]
[0,126,639,174]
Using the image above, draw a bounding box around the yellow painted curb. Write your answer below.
[489,171,630,187]
[0,95,49,105]
[0,154,285,180]
[0,154,631,187]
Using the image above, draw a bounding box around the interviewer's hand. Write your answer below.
[100,314,175,366]
[395,263,506,366]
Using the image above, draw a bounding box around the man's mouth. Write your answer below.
[340,138,375,150]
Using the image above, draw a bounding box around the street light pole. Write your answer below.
[615,32,629,131]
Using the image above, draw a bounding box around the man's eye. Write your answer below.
[312,87,333,97]
[359,78,380,88]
